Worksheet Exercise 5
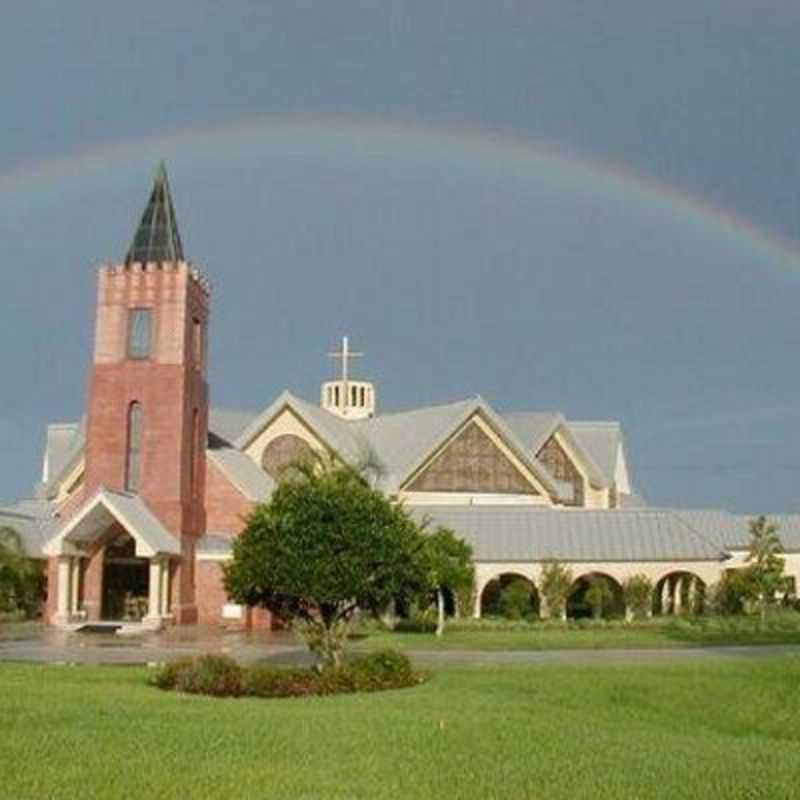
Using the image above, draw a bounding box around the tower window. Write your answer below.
[127,308,152,359]
[190,408,200,496]
[192,317,203,372]
[125,402,143,492]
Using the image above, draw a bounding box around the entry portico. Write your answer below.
[45,489,180,628]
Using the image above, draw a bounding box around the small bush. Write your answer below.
[244,667,321,698]
[498,579,537,620]
[708,572,754,615]
[151,654,244,697]
[350,649,416,689]
[623,574,653,620]
[150,656,196,690]
[154,649,425,699]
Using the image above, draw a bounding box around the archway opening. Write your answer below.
[567,573,625,620]
[653,572,706,616]
[101,531,149,621]
[481,574,539,620]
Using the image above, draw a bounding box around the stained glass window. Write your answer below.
[261,435,315,478]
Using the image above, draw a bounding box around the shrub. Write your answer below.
[585,577,614,619]
[0,527,44,617]
[151,654,244,697]
[150,656,196,690]
[708,572,755,616]
[539,560,573,619]
[155,649,425,699]
[623,574,654,620]
[244,667,321,698]
[350,649,416,689]
[497,579,537,620]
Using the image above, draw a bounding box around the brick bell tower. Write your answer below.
[83,163,209,623]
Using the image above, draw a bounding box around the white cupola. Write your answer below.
[321,336,375,420]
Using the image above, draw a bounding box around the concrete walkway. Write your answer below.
[2,625,800,667]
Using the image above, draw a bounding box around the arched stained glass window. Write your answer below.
[125,402,143,492]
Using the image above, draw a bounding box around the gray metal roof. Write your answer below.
[40,418,86,499]
[209,408,258,444]
[766,516,800,552]
[568,421,621,486]
[0,502,55,558]
[350,398,477,490]
[43,424,80,484]
[46,489,180,558]
[670,509,745,550]
[207,447,276,502]
[409,506,727,562]
[619,492,648,509]
[234,391,363,463]
[502,411,563,455]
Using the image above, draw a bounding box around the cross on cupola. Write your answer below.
[321,336,376,420]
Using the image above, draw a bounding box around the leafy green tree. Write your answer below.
[418,526,474,637]
[622,574,654,621]
[709,571,755,616]
[585,576,614,620]
[745,515,785,622]
[0,526,43,617]
[223,463,427,668]
[539,560,573,620]
[497,578,537,621]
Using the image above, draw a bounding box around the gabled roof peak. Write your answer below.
[125,162,184,265]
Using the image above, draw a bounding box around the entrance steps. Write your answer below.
[70,620,162,636]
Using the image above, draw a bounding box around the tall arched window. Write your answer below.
[125,402,143,493]
[190,408,200,496]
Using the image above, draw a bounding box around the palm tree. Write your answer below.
[746,516,785,623]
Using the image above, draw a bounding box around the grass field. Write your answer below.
[1,657,799,799]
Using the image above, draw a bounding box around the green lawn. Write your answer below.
[1,658,799,799]
[352,613,800,651]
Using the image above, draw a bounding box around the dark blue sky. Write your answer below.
[2,1,800,512]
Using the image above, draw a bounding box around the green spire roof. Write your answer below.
[125,162,184,264]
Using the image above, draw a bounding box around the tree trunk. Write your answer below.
[435,587,445,638]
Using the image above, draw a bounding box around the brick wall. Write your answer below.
[205,458,253,534]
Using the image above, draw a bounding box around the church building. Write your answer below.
[2,167,799,628]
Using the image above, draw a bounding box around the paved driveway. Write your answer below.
[2,625,800,667]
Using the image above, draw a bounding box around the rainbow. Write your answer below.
[1,113,798,271]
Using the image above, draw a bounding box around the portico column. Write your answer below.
[69,558,81,618]
[144,558,163,624]
[54,556,72,624]
[659,580,669,615]
[159,558,171,619]
[673,577,684,615]
[687,577,697,615]
[473,584,482,619]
